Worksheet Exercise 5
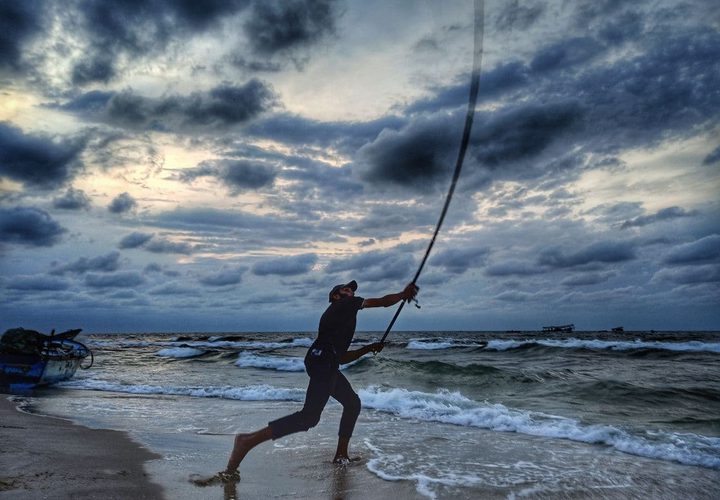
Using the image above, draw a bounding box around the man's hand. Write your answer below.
[401,283,419,301]
[367,342,384,354]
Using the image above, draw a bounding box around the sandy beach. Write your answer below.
[0,396,163,499]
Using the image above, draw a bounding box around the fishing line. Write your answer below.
[380,0,484,345]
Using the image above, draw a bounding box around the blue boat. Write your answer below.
[0,328,93,392]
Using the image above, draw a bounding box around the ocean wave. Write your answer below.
[358,386,720,470]
[485,338,720,354]
[58,379,304,401]
[87,337,314,350]
[235,353,305,372]
[156,347,205,358]
[407,339,479,350]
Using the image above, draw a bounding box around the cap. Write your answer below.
[328,280,357,302]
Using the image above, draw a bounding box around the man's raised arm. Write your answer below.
[362,283,418,309]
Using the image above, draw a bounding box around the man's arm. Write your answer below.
[362,283,418,309]
[339,342,384,364]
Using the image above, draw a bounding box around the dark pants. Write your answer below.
[268,345,361,440]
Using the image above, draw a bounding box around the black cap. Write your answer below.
[329,280,357,302]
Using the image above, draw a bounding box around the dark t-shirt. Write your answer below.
[314,296,365,358]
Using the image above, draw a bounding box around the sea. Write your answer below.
[14,330,720,499]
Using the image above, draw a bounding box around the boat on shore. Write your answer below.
[0,327,93,392]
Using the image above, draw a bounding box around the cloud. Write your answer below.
[198,265,247,286]
[252,253,317,276]
[70,0,251,84]
[495,0,545,31]
[703,145,720,165]
[0,0,44,71]
[0,206,66,247]
[58,81,277,133]
[85,271,145,288]
[652,264,720,285]
[538,241,636,268]
[52,187,92,210]
[431,247,490,274]
[325,250,416,283]
[244,0,337,58]
[529,37,604,73]
[182,159,277,193]
[119,232,155,249]
[144,238,193,254]
[147,282,199,296]
[485,259,545,277]
[50,251,121,275]
[108,192,137,214]
[6,274,70,291]
[561,272,613,286]
[663,234,720,265]
[0,122,85,189]
[621,206,698,229]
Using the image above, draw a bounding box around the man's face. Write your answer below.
[335,286,354,300]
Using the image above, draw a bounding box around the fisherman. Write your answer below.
[219,280,418,481]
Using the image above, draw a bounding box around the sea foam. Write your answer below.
[486,338,720,354]
[358,386,720,469]
[156,347,205,358]
[235,353,305,371]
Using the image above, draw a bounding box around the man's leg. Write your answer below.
[225,369,335,473]
[330,372,361,462]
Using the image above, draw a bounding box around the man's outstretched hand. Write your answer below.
[401,283,419,301]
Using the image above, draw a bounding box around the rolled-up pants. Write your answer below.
[268,344,361,439]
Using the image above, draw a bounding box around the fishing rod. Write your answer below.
[380,0,484,345]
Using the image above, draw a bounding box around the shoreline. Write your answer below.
[0,395,164,499]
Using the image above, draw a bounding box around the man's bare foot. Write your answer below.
[226,433,253,471]
[332,455,361,465]
[218,470,241,483]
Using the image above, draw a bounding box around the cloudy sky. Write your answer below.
[1,0,718,333]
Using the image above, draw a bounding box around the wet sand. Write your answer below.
[0,396,163,499]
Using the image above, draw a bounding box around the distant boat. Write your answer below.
[611,326,624,333]
[0,327,93,392]
[542,324,575,333]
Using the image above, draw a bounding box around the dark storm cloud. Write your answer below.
[246,112,406,153]
[538,241,636,269]
[584,202,644,224]
[52,188,92,210]
[355,112,460,189]
[252,253,317,276]
[561,272,613,287]
[472,102,582,168]
[108,192,137,214]
[325,250,416,283]
[58,80,277,133]
[0,123,85,189]
[6,274,70,291]
[703,145,720,165]
[529,37,604,73]
[84,271,145,288]
[119,232,155,249]
[71,0,251,84]
[50,251,121,275]
[182,159,277,192]
[430,247,490,274]
[144,238,193,255]
[485,259,544,277]
[663,234,720,265]
[198,266,247,286]
[653,265,720,285]
[244,0,337,57]
[0,206,66,247]
[621,206,698,229]
[495,0,544,31]
[148,282,199,296]
[0,0,43,71]
[382,25,720,192]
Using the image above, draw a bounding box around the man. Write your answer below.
[219,280,418,481]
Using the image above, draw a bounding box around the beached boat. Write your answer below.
[542,324,575,333]
[0,327,93,392]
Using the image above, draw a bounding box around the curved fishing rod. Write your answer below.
[380,0,484,345]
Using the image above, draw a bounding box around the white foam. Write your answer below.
[156,347,205,358]
[58,379,304,401]
[485,338,720,353]
[358,386,720,469]
[235,353,305,371]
